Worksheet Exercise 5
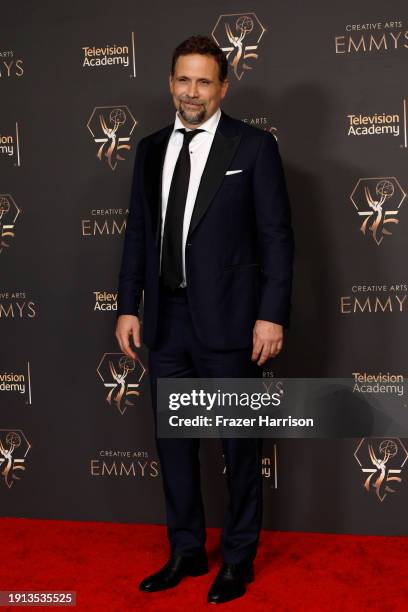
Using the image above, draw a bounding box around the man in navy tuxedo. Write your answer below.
[116,35,294,604]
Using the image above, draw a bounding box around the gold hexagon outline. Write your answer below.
[0,193,21,225]
[0,428,31,458]
[212,12,266,49]
[96,351,146,384]
[86,105,138,138]
[350,177,407,212]
[354,437,408,469]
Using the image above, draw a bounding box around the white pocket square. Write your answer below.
[225,169,243,175]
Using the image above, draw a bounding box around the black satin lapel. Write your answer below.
[188,131,241,238]
[144,131,171,246]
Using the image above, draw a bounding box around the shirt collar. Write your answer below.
[173,107,221,135]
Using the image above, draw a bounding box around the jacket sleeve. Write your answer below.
[116,137,147,317]
[253,132,294,328]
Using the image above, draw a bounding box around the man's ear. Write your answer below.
[169,73,173,93]
[221,79,229,99]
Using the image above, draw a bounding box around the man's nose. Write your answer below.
[187,81,199,97]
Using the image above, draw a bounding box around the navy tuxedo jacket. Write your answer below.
[117,110,294,350]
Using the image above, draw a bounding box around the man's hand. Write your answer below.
[115,315,141,360]
[252,320,283,366]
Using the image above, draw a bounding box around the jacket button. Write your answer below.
[186,242,192,247]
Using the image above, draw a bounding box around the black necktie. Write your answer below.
[161,128,203,289]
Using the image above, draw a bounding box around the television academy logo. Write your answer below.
[350,177,406,245]
[0,429,31,488]
[222,446,278,486]
[212,13,266,80]
[87,106,137,170]
[93,290,117,311]
[0,194,21,253]
[352,372,404,397]
[97,352,146,415]
[354,438,407,501]
[0,123,21,166]
[345,99,408,149]
[0,362,32,403]
[82,32,136,77]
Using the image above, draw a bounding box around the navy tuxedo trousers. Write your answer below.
[148,285,264,564]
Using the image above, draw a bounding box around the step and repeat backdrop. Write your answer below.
[1,1,407,535]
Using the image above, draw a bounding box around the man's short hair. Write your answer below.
[171,35,228,82]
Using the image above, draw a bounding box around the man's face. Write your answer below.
[169,53,229,127]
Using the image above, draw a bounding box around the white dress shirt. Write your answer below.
[160,107,222,287]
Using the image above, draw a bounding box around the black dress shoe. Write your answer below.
[139,550,208,592]
[207,560,254,604]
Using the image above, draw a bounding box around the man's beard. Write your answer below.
[177,98,207,125]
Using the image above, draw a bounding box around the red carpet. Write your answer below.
[0,518,406,611]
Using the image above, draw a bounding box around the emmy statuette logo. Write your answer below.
[350,177,406,244]
[87,106,137,170]
[0,194,21,254]
[0,430,31,488]
[212,13,266,80]
[354,438,408,501]
[97,352,146,415]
